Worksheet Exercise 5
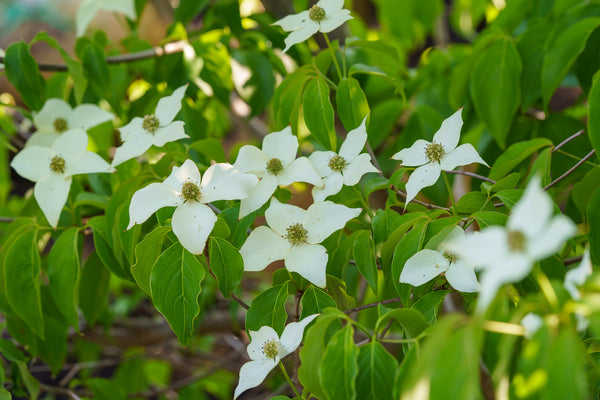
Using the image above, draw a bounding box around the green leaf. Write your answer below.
[336,77,370,132]
[79,251,110,326]
[469,36,522,148]
[4,41,45,111]
[87,378,127,400]
[588,70,600,157]
[356,341,398,400]
[320,324,358,400]
[391,222,429,294]
[16,361,39,399]
[47,227,81,331]
[488,138,553,181]
[232,49,276,117]
[131,226,172,295]
[245,282,289,335]
[303,75,336,150]
[174,0,208,25]
[588,186,600,265]
[300,286,337,319]
[189,138,226,163]
[271,66,315,130]
[412,290,449,325]
[150,243,206,346]
[375,308,429,338]
[454,191,490,214]
[472,211,508,228]
[516,19,552,111]
[209,237,244,298]
[79,41,110,100]
[353,230,378,294]
[88,216,128,280]
[0,339,27,362]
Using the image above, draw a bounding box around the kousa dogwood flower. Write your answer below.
[112,85,189,167]
[28,99,114,147]
[127,160,258,254]
[273,0,353,53]
[392,109,488,206]
[400,226,480,292]
[233,126,321,218]
[10,129,114,227]
[444,177,577,312]
[241,198,361,287]
[309,117,379,201]
[234,314,319,399]
[76,0,136,37]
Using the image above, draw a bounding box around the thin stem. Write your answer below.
[564,255,583,266]
[318,70,338,90]
[390,184,450,211]
[442,171,456,210]
[365,142,382,172]
[556,149,600,168]
[344,297,403,314]
[231,293,250,310]
[444,169,496,184]
[544,149,596,190]
[482,320,525,336]
[553,130,585,153]
[322,32,343,81]
[536,270,559,310]
[352,186,374,218]
[280,362,302,398]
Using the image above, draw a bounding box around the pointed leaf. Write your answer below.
[353,230,378,294]
[336,77,370,132]
[245,282,289,335]
[209,237,244,298]
[356,342,398,400]
[303,76,336,150]
[131,226,172,295]
[320,324,358,400]
[300,286,337,320]
[79,251,110,326]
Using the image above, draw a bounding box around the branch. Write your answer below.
[553,130,585,153]
[444,169,496,184]
[544,149,596,190]
[389,184,450,211]
[344,297,403,314]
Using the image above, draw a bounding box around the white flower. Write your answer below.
[273,0,353,53]
[444,177,577,312]
[520,313,543,339]
[241,198,361,287]
[401,226,480,292]
[564,249,592,301]
[28,99,114,147]
[112,85,189,167]
[233,126,321,218]
[234,314,320,399]
[10,129,114,228]
[76,0,136,37]
[309,117,379,201]
[127,160,258,254]
[391,109,488,206]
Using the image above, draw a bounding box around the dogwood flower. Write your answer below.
[241,198,361,287]
[10,129,114,227]
[127,160,258,254]
[309,117,379,201]
[444,177,577,312]
[564,249,592,301]
[28,99,114,147]
[233,127,321,218]
[520,313,543,339]
[400,226,480,292]
[273,0,353,53]
[392,109,488,206]
[234,314,319,399]
[76,0,136,37]
[112,85,188,167]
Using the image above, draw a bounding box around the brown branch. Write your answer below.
[544,149,596,190]
[445,170,496,184]
[344,297,403,314]
[389,184,450,211]
[553,130,585,153]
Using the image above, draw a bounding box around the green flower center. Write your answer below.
[49,156,66,174]
[328,154,347,172]
[53,118,68,133]
[286,223,308,246]
[309,5,326,21]
[507,230,526,252]
[442,251,457,264]
[142,115,160,133]
[266,158,284,175]
[181,181,201,202]
[425,142,445,163]
[262,339,279,359]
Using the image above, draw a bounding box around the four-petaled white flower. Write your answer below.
[112,85,189,167]
[234,314,320,399]
[28,98,114,147]
[444,177,577,312]
[11,129,114,228]
[273,0,353,53]
[76,0,136,37]
[401,226,480,292]
[233,126,321,218]
[309,117,379,201]
[127,160,258,254]
[241,198,361,287]
[392,109,488,207]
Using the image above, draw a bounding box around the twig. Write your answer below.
[365,142,382,172]
[344,297,403,314]
[564,255,583,266]
[544,149,596,190]
[39,383,90,398]
[0,217,16,223]
[553,130,585,153]
[231,293,250,310]
[389,184,450,211]
[445,170,496,184]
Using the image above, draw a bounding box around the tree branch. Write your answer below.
[344,297,403,314]
[544,149,596,190]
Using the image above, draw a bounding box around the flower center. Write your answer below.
[266,158,284,175]
[181,181,201,202]
[53,118,68,133]
[442,251,457,264]
[49,156,66,174]
[328,154,347,172]
[507,230,526,252]
[142,115,160,133]
[425,142,445,163]
[286,223,308,246]
[308,5,326,21]
[262,339,280,359]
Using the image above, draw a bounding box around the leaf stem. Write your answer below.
[279,362,302,398]
[322,32,343,81]
[352,186,374,218]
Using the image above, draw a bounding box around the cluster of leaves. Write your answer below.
[0,0,600,399]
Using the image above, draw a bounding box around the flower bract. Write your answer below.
[520,313,543,339]
[309,117,379,201]
[564,249,592,301]
[76,0,137,37]
[273,0,353,53]
[127,160,258,254]
[391,109,488,206]
[234,314,319,399]
[112,85,189,167]
[10,129,114,227]
[240,198,361,287]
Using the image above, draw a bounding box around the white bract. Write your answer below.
[233,126,321,218]
[273,0,353,53]
[28,98,114,147]
[127,160,258,254]
[112,85,189,167]
[444,177,577,312]
[10,129,114,228]
[520,313,543,339]
[241,198,361,287]
[309,117,379,201]
[234,314,319,399]
[392,109,488,206]
[564,249,592,301]
[401,226,480,292]
[76,0,136,37]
